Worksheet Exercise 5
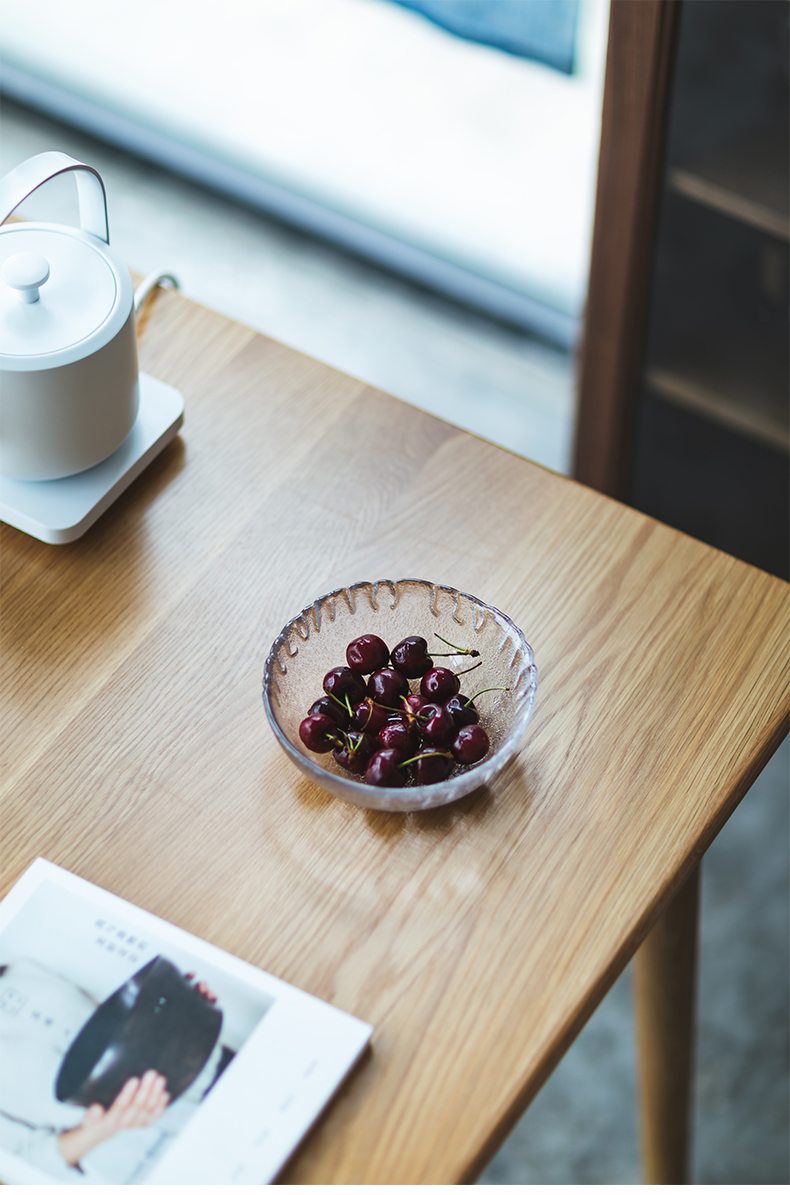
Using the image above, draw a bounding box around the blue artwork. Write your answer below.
[389,0,580,75]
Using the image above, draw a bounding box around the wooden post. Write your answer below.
[573,0,681,498]
[633,864,700,1184]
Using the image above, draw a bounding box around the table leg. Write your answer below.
[633,864,700,1184]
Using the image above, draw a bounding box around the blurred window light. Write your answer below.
[0,0,609,346]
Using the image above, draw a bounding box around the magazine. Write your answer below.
[0,858,372,1184]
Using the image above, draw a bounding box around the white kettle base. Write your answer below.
[0,372,184,544]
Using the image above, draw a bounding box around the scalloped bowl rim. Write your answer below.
[262,579,538,812]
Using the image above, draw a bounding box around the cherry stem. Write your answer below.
[329,691,379,718]
[466,686,510,704]
[399,696,430,723]
[455,659,483,678]
[343,731,365,759]
[327,692,355,714]
[401,750,453,767]
[433,633,480,657]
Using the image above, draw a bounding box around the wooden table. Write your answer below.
[2,287,787,1184]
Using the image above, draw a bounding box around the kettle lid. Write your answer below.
[0,224,118,358]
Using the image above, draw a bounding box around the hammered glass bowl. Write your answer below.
[262,579,538,812]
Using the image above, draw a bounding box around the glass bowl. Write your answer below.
[262,579,538,813]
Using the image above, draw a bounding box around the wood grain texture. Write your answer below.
[573,0,681,497]
[2,286,788,1184]
[634,864,699,1183]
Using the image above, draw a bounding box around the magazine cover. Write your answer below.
[0,859,372,1184]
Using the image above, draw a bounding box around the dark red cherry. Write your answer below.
[299,714,341,754]
[444,694,479,728]
[391,636,433,679]
[351,697,389,734]
[366,748,406,787]
[378,718,418,753]
[367,667,409,708]
[411,751,453,785]
[420,702,455,744]
[323,666,366,705]
[333,730,376,774]
[309,696,350,730]
[420,666,460,701]
[346,634,389,674]
[451,724,490,765]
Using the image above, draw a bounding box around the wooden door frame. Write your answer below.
[573,0,682,498]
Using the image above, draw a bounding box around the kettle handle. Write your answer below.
[0,151,109,244]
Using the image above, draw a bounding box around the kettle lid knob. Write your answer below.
[3,252,50,304]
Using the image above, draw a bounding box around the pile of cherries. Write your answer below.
[298,633,502,788]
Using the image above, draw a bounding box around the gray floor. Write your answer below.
[2,101,788,1185]
[480,737,789,1185]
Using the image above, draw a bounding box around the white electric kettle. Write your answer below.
[0,152,139,481]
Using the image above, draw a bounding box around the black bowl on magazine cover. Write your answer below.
[55,956,222,1108]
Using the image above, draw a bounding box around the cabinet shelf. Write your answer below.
[669,168,789,240]
[645,367,789,454]
[669,123,789,240]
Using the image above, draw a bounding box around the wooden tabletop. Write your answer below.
[2,288,787,1183]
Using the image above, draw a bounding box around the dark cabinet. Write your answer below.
[575,0,789,580]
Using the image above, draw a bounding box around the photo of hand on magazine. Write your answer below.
[0,883,272,1184]
[0,862,372,1186]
